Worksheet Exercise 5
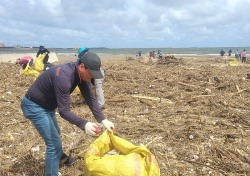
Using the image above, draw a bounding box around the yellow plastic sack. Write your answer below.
[84,131,160,176]
[21,64,40,77]
[34,53,46,72]
[74,85,95,95]
[228,58,239,66]
[74,86,81,95]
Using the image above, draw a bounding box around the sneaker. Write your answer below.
[60,153,76,166]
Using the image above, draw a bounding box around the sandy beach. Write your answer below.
[56,52,131,62]
[0,53,250,175]
[0,52,137,65]
[0,51,221,63]
[0,52,59,63]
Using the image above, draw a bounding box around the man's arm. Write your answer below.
[55,77,88,130]
[36,50,41,57]
[45,48,50,54]
[78,81,105,123]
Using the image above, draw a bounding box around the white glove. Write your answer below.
[101,119,115,132]
[85,122,100,136]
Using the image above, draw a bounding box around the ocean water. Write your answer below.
[0,47,249,56]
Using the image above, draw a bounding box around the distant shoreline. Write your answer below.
[0,52,227,64]
[1,47,249,57]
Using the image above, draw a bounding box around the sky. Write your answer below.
[0,0,250,48]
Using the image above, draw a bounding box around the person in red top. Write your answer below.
[241,49,247,63]
[16,56,34,74]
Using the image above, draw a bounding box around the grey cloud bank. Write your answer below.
[0,0,249,48]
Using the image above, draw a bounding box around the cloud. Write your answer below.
[0,0,250,48]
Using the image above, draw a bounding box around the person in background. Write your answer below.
[241,49,247,63]
[157,50,163,59]
[36,45,50,64]
[138,51,142,57]
[228,49,232,56]
[21,52,115,176]
[36,46,54,70]
[91,68,105,109]
[78,47,89,58]
[220,49,225,56]
[235,49,239,60]
[135,52,139,59]
[16,56,34,74]
[152,51,156,58]
[149,51,152,58]
[78,47,105,109]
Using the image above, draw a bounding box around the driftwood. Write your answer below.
[191,95,216,99]
[131,94,174,104]
[138,99,155,107]
[106,98,131,102]
[5,120,29,127]
[178,82,201,88]
[157,60,179,65]
[229,89,247,98]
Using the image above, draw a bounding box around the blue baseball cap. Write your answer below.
[78,47,89,54]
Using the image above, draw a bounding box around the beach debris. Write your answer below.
[157,54,182,65]
[31,145,40,152]
[1,56,250,176]
[131,94,174,104]
[246,72,250,79]
[204,88,212,95]
[125,56,135,61]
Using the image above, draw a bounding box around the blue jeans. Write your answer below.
[21,96,62,176]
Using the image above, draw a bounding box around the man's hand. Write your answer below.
[101,119,115,132]
[85,122,100,136]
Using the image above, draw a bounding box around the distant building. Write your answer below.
[0,43,5,47]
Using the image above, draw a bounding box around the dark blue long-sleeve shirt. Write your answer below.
[25,61,105,130]
[36,48,50,57]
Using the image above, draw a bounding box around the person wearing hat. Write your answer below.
[36,45,50,64]
[16,56,34,74]
[77,48,105,109]
[36,45,50,58]
[78,47,89,57]
[20,52,115,176]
